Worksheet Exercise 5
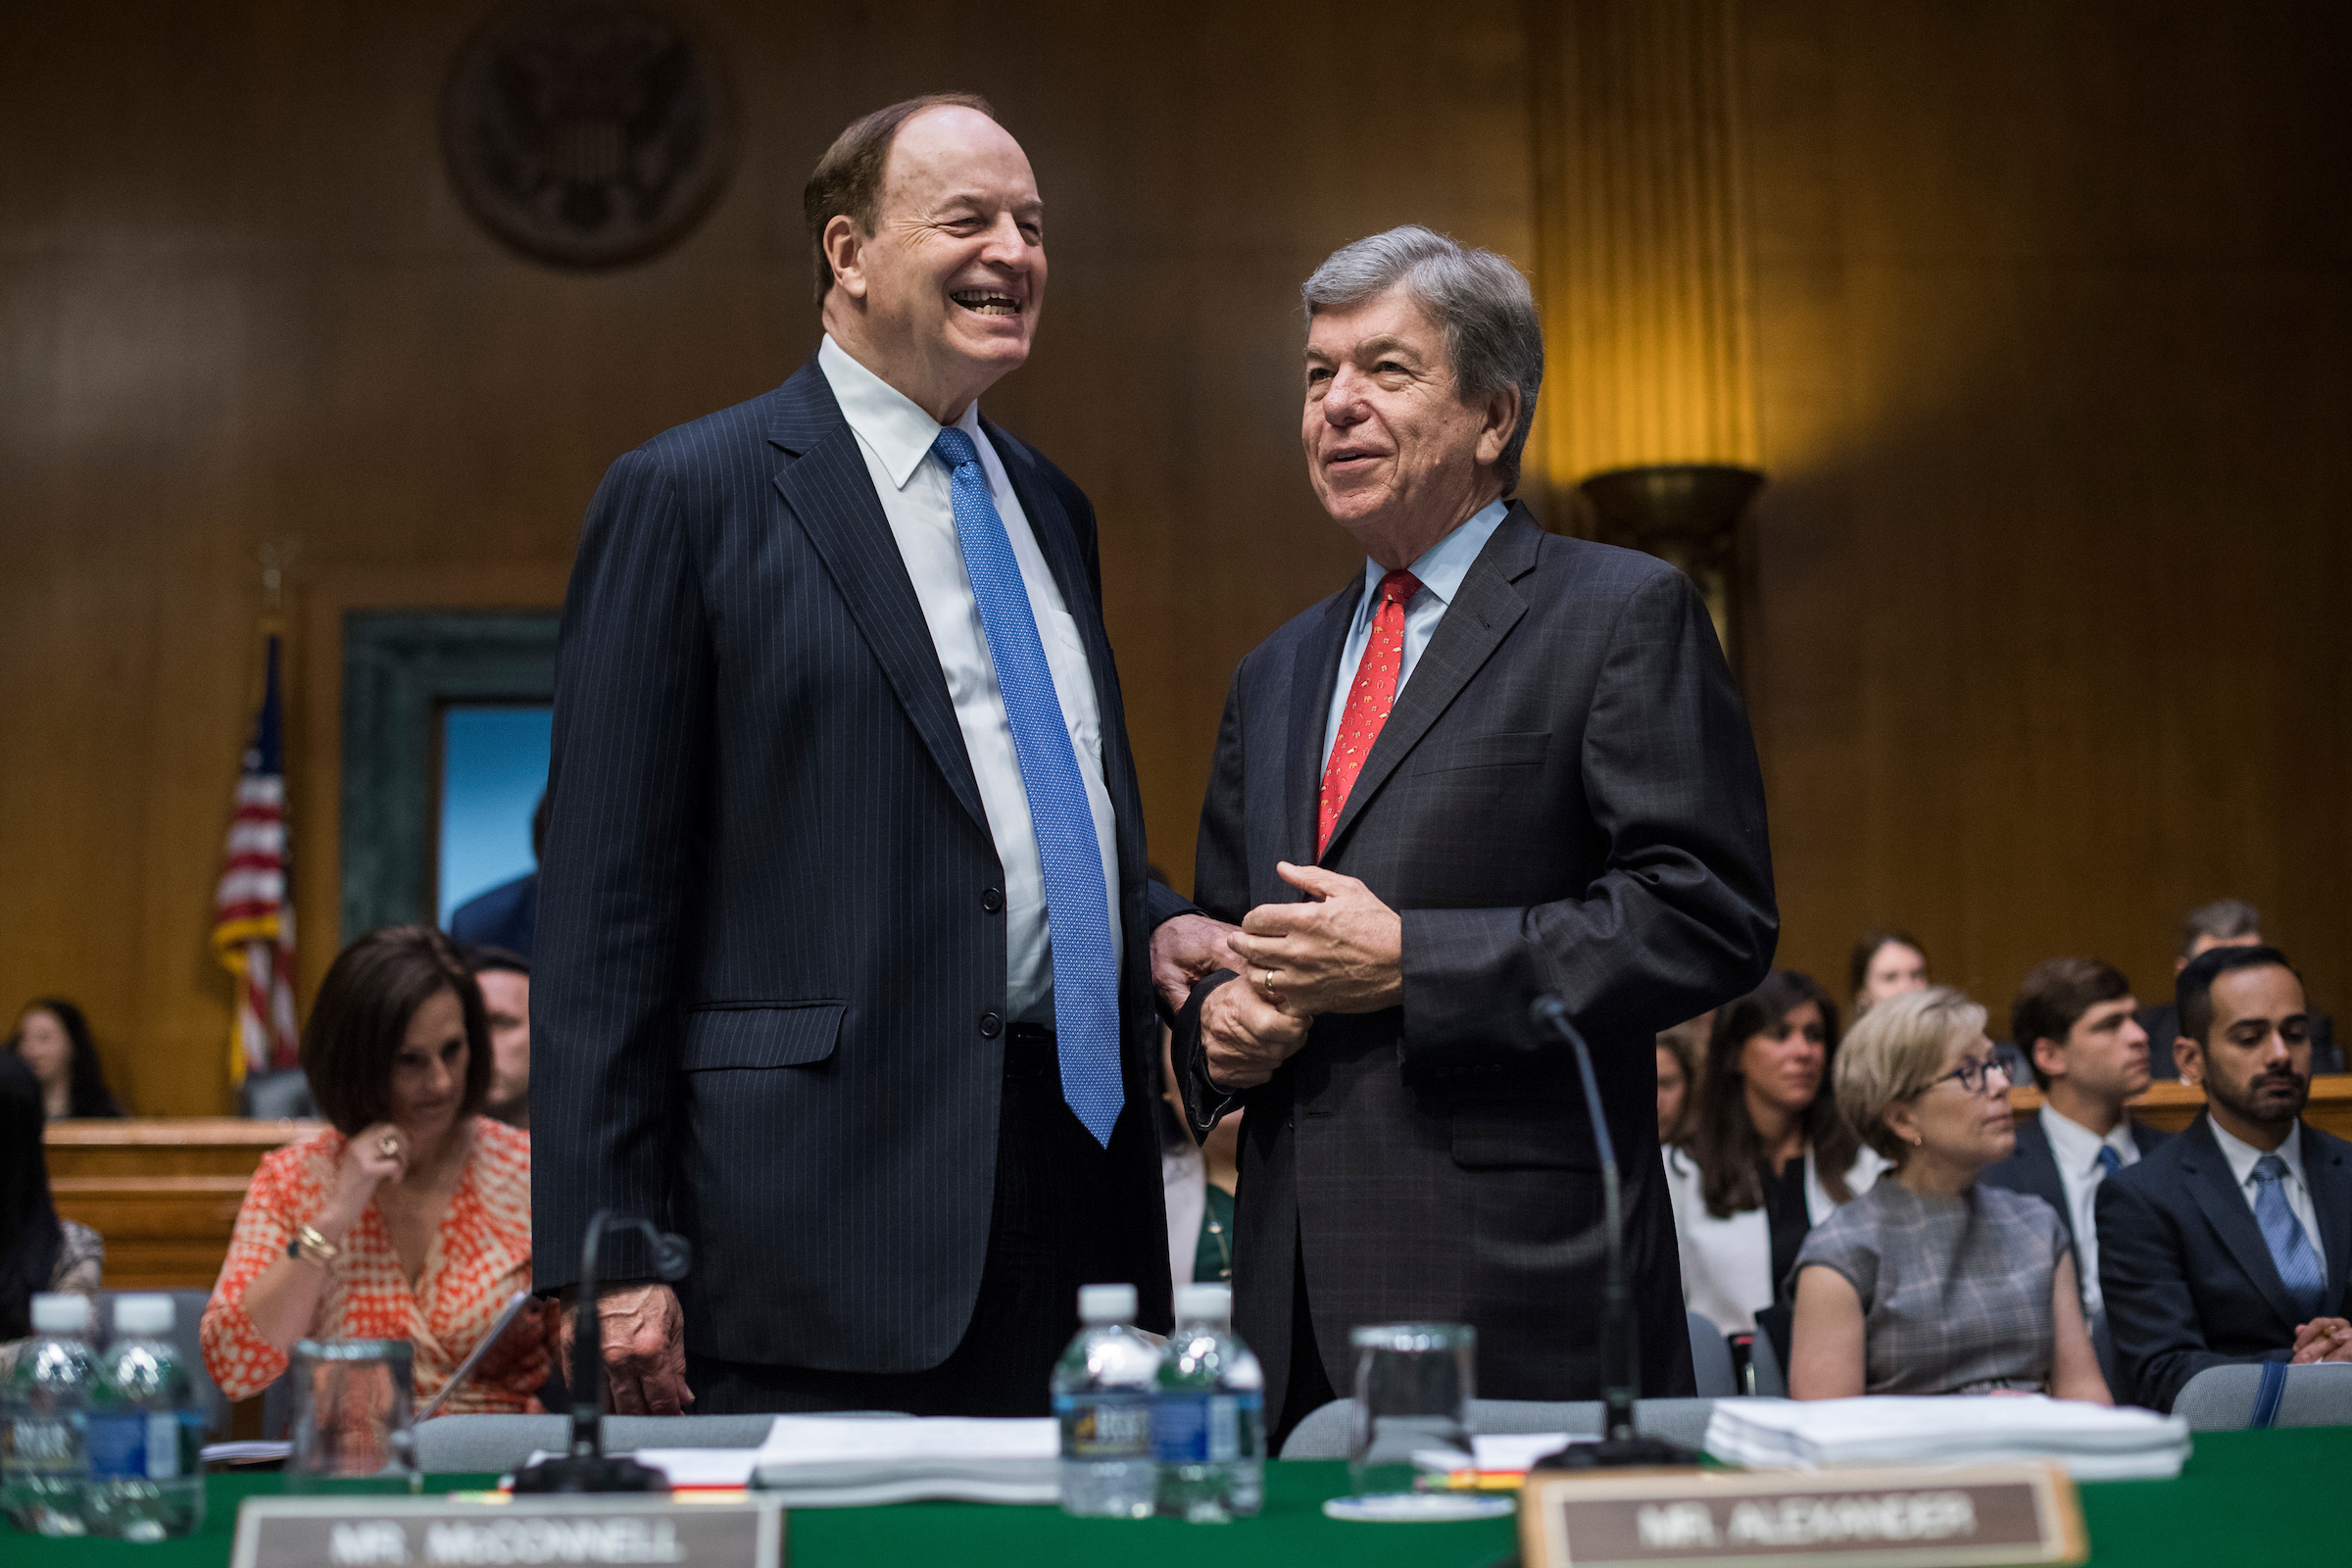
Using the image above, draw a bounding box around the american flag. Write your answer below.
[213,633,300,1083]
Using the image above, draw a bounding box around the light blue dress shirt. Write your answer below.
[1320,500,1511,771]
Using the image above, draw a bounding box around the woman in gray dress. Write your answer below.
[1788,986,2111,1401]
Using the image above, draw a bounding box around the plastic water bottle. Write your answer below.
[1052,1282,1161,1518]
[83,1295,204,1542]
[2,1293,96,1536]
[1152,1283,1264,1521]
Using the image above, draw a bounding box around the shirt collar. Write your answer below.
[1354,498,1511,618]
[2209,1112,2307,1190]
[817,333,985,490]
[2038,1102,2137,1176]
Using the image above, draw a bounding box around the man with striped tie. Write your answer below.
[2098,945,2352,1411]
[535,95,1230,1415]
[1169,225,1778,1444]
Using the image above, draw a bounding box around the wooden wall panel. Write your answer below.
[2,1,2344,1115]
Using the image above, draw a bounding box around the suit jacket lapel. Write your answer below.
[1321,507,1537,860]
[1286,583,1360,872]
[767,365,989,836]
[2303,1125,2352,1316]
[2180,1115,2306,1335]
[2015,1123,2074,1246]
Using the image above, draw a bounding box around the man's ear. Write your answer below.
[1473,384,1521,470]
[823,214,869,302]
[2173,1034,2204,1088]
[2032,1036,2067,1084]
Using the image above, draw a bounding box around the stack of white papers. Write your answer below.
[750,1416,1060,1506]
[1702,1396,2190,1481]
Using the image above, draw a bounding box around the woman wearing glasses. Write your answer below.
[1787,986,2112,1401]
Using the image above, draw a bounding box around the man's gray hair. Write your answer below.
[1301,224,1544,493]
[2180,897,2261,958]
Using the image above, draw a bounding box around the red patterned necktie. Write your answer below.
[1318,568,1423,855]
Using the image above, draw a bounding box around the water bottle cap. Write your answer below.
[1077,1283,1137,1324]
[1174,1283,1232,1322]
[114,1293,174,1337]
[30,1293,90,1334]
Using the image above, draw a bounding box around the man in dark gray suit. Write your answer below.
[535,95,1229,1415]
[1172,226,1777,1440]
[2099,945,2352,1410]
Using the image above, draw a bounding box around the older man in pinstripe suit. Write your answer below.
[534,94,1232,1416]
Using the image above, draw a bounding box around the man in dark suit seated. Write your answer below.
[1982,958,2167,1328]
[449,794,545,960]
[2098,945,2352,1410]
[2138,899,2340,1078]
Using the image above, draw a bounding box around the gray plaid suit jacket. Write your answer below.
[1177,506,1777,1428]
[532,360,1177,1372]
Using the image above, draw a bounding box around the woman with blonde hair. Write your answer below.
[1787,986,2110,1401]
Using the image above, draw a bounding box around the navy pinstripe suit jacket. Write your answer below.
[533,360,1177,1372]
[1177,509,1777,1424]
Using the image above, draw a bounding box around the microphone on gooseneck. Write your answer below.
[1526,992,1698,1469]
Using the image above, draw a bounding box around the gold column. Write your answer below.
[1524,0,1760,502]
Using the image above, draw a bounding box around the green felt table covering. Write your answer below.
[16,1428,2348,1566]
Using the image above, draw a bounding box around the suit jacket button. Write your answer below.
[982,886,1004,914]
[979,1011,1003,1038]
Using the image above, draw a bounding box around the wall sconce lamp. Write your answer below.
[1576,464,1764,678]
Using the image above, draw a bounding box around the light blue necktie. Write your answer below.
[2252,1153,2328,1320]
[933,426,1121,1148]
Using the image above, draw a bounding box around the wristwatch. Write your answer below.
[287,1224,341,1266]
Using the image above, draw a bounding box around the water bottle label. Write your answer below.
[6,1415,77,1464]
[146,1412,180,1480]
[1208,1395,1240,1463]
[85,1412,146,1480]
[1055,1394,1152,1459]
[1152,1394,1209,1462]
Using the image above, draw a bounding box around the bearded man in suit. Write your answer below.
[536,94,1234,1415]
[1172,225,1778,1442]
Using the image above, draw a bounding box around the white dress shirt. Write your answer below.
[1320,500,1511,770]
[2208,1115,2328,1268]
[817,334,1121,1025]
[2037,1102,2141,1315]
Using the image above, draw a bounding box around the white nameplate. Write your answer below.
[230,1494,783,1568]
[1519,1462,2087,1568]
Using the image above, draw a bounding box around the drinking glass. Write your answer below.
[1347,1322,1475,1498]
[285,1340,420,1494]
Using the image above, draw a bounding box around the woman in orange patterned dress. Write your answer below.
[202,925,553,1415]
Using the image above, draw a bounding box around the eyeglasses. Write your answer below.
[1922,1054,2009,1097]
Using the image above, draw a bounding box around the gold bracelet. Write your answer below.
[290,1224,341,1265]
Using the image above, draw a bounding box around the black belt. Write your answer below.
[1004,1021,1057,1080]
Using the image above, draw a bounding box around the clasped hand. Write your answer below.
[1200,862,1402,1092]
[558,1281,694,1414]
[2291,1316,2352,1364]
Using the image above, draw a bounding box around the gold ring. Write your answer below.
[1260,969,1277,993]
[377,1133,400,1157]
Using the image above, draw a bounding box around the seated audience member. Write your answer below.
[201,925,552,1414]
[1849,929,1929,1019]
[0,1054,105,1379]
[1788,987,2110,1401]
[1666,972,1885,1335]
[468,948,531,1130]
[9,998,125,1119]
[449,794,544,960]
[1656,1021,1701,1146]
[2138,900,2341,1078]
[1983,959,2167,1321]
[2097,946,2352,1412]
[1157,1030,1240,1292]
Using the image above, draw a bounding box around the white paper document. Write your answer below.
[749,1415,1060,1506]
[1702,1396,2191,1481]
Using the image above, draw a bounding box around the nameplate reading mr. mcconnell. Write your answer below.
[1519,1462,2086,1568]
[231,1494,783,1568]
